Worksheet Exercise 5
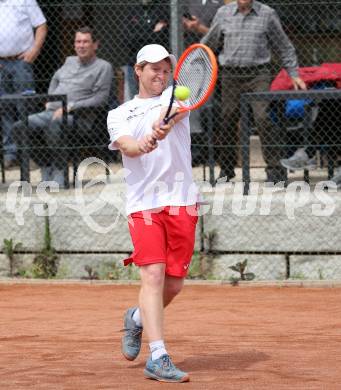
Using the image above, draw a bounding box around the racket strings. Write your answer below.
[177,48,214,108]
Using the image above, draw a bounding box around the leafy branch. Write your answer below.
[2,238,23,277]
[82,265,99,280]
[32,206,59,278]
[229,259,255,286]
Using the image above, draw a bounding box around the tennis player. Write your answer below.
[107,44,199,383]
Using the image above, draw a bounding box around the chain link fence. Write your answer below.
[1,1,341,280]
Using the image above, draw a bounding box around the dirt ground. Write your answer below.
[0,283,340,390]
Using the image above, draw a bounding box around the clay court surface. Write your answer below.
[1,283,341,389]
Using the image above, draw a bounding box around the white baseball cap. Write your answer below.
[136,44,177,68]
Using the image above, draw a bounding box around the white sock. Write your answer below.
[150,340,168,360]
[132,308,142,327]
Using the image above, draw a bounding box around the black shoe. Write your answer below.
[265,175,288,186]
[4,159,19,170]
[216,168,235,182]
[266,167,287,185]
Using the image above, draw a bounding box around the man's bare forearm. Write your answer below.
[114,135,157,157]
[33,23,48,53]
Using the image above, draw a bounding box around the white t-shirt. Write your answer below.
[107,87,199,215]
[0,0,46,57]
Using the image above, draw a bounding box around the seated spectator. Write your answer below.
[279,98,320,171]
[13,26,113,186]
[280,82,341,184]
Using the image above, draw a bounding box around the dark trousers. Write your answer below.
[217,66,287,180]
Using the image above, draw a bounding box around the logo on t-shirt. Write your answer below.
[127,112,144,121]
[126,103,163,122]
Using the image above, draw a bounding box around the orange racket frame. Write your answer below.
[163,43,218,123]
[174,43,218,112]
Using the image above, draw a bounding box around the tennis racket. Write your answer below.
[163,43,218,124]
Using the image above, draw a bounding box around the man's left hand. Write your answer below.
[153,21,167,33]
[291,76,307,90]
[152,118,175,140]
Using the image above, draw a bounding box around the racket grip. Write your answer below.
[151,115,176,145]
[163,112,177,125]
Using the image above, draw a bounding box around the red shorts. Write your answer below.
[124,205,198,278]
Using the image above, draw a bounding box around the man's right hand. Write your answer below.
[183,15,199,32]
[183,15,210,35]
[18,47,40,64]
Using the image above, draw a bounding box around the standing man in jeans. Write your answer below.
[201,0,306,183]
[0,0,47,169]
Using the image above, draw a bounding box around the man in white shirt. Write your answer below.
[0,0,47,169]
[107,44,198,383]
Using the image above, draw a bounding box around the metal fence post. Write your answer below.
[170,0,184,59]
[207,103,215,185]
[240,94,252,195]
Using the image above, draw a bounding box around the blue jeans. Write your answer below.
[0,59,34,162]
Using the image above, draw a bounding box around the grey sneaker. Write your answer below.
[304,157,318,170]
[121,307,143,361]
[330,166,341,189]
[280,149,317,171]
[144,354,190,383]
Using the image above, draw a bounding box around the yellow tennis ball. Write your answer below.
[174,85,191,101]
